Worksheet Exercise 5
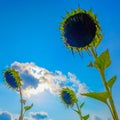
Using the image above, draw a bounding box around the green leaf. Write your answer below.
[82,114,89,120]
[24,103,33,112]
[94,50,111,70]
[81,92,109,104]
[80,102,85,109]
[72,109,80,114]
[107,76,116,91]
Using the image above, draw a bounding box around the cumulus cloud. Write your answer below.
[91,115,112,120]
[30,112,48,120]
[0,111,51,120]
[11,61,88,98]
[0,111,12,120]
[22,112,51,120]
[91,115,102,120]
[107,118,112,120]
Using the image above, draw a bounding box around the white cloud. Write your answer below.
[30,112,48,120]
[0,111,51,120]
[107,118,112,120]
[0,111,12,120]
[67,72,88,96]
[11,61,88,98]
[91,115,102,120]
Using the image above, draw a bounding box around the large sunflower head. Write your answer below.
[59,87,77,107]
[60,7,103,52]
[3,68,22,90]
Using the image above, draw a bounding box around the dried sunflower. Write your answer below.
[60,7,103,53]
[3,68,22,90]
[59,87,77,107]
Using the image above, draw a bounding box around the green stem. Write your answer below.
[90,47,119,120]
[23,110,26,119]
[99,70,118,120]
[19,87,24,120]
[106,102,115,120]
[76,103,83,120]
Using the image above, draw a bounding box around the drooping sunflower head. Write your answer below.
[60,7,103,52]
[3,68,22,90]
[59,87,77,107]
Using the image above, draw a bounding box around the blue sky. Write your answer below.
[0,0,120,120]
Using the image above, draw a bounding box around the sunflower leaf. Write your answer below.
[24,103,33,112]
[81,92,109,104]
[82,114,89,120]
[107,76,116,92]
[72,109,80,114]
[94,50,111,70]
[80,102,85,109]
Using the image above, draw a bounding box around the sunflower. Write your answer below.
[59,87,77,107]
[60,7,103,52]
[3,68,22,90]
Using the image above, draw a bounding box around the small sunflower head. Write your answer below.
[3,68,22,90]
[59,87,77,107]
[60,8,103,52]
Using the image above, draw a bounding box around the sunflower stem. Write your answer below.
[19,87,24,120]
[106,102,116,120]
[90,47,119,120]
[76,102,83,120]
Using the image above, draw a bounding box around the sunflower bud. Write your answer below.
[3,68,22,89]
[59,87,77,107]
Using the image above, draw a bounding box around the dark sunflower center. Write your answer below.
[5,71,18,88]
[62,91,72,105]
[64,13,96,48]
